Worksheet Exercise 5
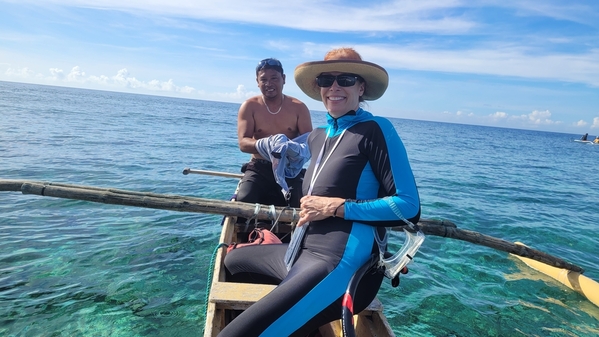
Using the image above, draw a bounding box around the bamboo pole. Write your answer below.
[0,179,584,273]
[182,168,243,179]
[3,180,296,223]
[404,221,584,272]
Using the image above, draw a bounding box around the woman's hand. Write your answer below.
[297,196,346,227]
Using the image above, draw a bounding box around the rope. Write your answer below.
[283,208,297,241]
[268,205,279,232]
[243,203,262,232]
[270,206,294,241]
[268,205,277,220]
[201,242,228,335]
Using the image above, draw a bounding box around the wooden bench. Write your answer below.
[209,281,384,313]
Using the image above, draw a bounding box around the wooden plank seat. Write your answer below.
[209,281,384,313]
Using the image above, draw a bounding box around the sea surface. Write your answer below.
[1,80,598,336]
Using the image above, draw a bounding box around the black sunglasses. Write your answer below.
[316,74,363,87]
[256,58,283,72]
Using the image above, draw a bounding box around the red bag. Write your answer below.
[227,228,282,253]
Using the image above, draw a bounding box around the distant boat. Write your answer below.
[573,139,592,144]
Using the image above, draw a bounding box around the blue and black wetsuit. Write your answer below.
[222,108,420,337]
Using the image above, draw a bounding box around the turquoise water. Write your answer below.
[1,81,598,336]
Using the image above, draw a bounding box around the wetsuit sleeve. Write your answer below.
[345,117,420,225]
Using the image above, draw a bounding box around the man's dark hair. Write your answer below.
[256,58,284,76]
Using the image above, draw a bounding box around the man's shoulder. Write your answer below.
[244,96,262,104]
[239,96,263,112]
[285,95,310,110]
[285,95,305,104]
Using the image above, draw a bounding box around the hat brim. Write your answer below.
[294,60,389,101]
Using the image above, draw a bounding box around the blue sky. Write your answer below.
[1,0,598,134]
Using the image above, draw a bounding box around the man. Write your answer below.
[236,58,312,208]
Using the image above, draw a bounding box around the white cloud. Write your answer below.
[455,111,475,117]
[13,0,598,40]
[5,1,598,98]
[112,68,143,88]
[107,68,192,93]
[526,110,559,125]
[49,68,65,80]
[67,66,86,82]
[31,0,475,34]
[210,84,258,101]
[3,0,597,134]
[508,110,560,125]
[495,0,599,27]
[482,110,562,127]
[147,78,174,91]
[349,44,599,87]
[5,67,36,78]
[4,65,197,94]
[575,120,588,127]
[592,117,599,129]
[179,86,194,94]
[490,111,508,119]
[234,84,249,99]
[88,74,110,84]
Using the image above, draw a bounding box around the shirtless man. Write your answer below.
[236,58,313,208]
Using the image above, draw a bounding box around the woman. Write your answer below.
[221,48,421,337]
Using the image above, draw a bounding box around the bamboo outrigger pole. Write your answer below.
[0,179,584,273]
[182,168,243,179]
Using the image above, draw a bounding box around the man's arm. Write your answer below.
[237,100,259,154]
[296,102,313,135]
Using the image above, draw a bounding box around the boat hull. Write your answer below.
[203,208,395,336]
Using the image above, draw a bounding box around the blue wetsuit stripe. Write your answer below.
[261,224,374,336]
[345,116,420,222]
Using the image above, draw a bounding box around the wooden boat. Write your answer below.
[202,191,396,337]
[1,177,592,333]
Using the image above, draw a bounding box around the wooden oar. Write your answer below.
[182,168,243,179]
[0,178,584,273]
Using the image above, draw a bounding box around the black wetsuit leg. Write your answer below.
[236,160,305,208]
[221,223,383,337]
[236,159,287,206]
[224,244,288,285]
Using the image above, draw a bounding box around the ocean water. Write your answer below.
[1,80,598,336]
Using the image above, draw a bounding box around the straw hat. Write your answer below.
[294,57,389,101]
